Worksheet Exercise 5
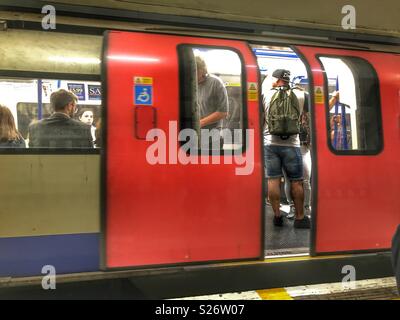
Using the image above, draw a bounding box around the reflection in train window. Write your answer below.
[319,56,382,154]
[0,78,102,149]
[179,46,245,154]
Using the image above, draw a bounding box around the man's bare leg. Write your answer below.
[290,180,304,220]
[268,178,281,217]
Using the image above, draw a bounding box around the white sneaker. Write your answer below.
[287,206,296,219]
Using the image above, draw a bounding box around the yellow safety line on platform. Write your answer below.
[265,255,348,264]
[257,288,293,300]
[217,254,350,268]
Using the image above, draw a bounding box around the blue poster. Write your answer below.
[134,85,153,106]
[88,85,101,100]
[67,83,85,101]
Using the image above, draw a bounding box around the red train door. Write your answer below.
[294,46,400,254]
[103,31,263,268]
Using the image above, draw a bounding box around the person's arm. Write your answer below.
[200,111,227,128]
[199,77,228,128]
[329,91,340,109]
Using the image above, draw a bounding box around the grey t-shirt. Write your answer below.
[197,75,229,130]
[263,87,305,147]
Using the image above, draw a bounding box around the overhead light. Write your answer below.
[107,55,160,63]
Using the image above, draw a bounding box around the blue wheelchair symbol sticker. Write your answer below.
[134,85,153,105]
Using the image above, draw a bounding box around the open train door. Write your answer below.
[294,46,400,255]
[102,31,263,269]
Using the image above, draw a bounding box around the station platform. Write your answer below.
[0,253,395,299]
[175,277,399,300]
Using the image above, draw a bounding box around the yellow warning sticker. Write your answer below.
[134,77,153,85]
[314,86,324,104]
[225,82,241,87]
[248,82,258,101]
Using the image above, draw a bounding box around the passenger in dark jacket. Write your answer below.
[28,89,93,148]
[0,105,26,148]
[392,224,400,292]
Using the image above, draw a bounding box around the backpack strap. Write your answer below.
[263,88,278,129]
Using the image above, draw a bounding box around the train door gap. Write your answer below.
[250,44,311,258]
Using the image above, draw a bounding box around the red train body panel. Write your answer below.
[296,46,400,254]
[105,31,263,268]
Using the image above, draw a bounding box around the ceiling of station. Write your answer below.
[42,0,399,37]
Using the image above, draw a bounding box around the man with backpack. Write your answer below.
[263,69,310,229]
[284,89,312,219]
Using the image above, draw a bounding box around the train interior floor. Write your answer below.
[264,203,310,257]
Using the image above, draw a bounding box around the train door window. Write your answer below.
[0,78,102,150]
[178,46,245,154]
[318,56,383,154]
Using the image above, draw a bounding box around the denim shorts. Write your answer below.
[264,145,303,181]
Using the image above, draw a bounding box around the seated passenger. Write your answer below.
[0,105,26,148]
[77,108,96,145]
[28,89,93,148]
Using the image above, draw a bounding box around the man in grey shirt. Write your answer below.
[263,69,310,229]
[196,56,229,132]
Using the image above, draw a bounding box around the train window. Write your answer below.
[0,78,102,150]
[318,56,383,154]
[178,46,245,154]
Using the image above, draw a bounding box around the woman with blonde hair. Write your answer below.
[0,105,26,148]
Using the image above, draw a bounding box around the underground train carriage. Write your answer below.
[0,29,399,283]
[91,31,400,269]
